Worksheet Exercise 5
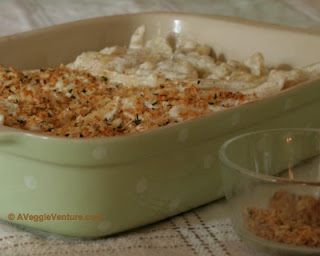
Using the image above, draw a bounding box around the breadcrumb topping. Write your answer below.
[0,65,255,138]
[245,190,320,247]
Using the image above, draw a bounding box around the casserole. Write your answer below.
[0,12,319,238]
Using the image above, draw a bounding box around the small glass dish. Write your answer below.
[219,128,320,256]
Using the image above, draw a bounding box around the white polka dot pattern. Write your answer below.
[231,112,240,126]
[92,147,108,159]
[136,178,148,193]
[178,128,189,142]
[97,221,112,232]
[284,98,293,112]
[24,176,37,190]
[169,198,181,211]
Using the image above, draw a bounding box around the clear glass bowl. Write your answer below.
[219,129,320,256]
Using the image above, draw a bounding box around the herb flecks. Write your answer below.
[134,114,141,125]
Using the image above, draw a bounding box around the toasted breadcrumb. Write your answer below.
[245,190,320,247]
[0,65,256,138]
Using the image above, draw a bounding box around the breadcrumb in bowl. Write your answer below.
[245,190,320,247]
[220,129,320,255]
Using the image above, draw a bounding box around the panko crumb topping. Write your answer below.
[245,190,320,247]
[0,65,255,138]
[0,25,319,138]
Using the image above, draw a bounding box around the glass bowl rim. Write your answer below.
[219,128,320,186]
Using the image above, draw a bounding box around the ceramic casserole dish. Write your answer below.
[0,12,320,238]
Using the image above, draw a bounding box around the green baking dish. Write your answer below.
[0,12,320,238]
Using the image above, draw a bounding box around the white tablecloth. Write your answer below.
[0,1,319,255]
[0,0,319,37]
